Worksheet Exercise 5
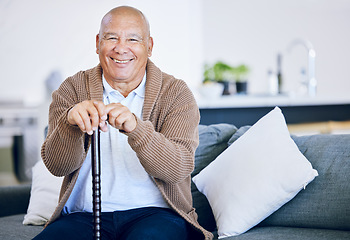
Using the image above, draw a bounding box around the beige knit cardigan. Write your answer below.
[41,60,213,239]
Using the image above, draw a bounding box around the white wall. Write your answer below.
[0,0,203,147]
[0,0,203,105]
[1,0,350,103]
[202,0,350,96]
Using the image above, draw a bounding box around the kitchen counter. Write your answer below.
[197,94,350,127]
[197,94,350,109]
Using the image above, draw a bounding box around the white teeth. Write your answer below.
[113,59,129,63]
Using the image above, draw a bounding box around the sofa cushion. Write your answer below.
[192,123,238,232]
[193,124,238,176]
[0,214,43,239]
[227,125,251,146]
[216,226,350,240]
[0,185,31,217]
[260,133,350,231]
[215,124,350,232]
[193,107,318,238]
[23,160,63,225]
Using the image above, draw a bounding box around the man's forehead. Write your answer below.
[104,10,144,25]
[103,32,143,38]
[101,21,145,35]
[100,7,150,36]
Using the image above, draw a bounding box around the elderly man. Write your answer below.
[34,5,212,240]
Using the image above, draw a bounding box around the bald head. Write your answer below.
[99,6,150,37]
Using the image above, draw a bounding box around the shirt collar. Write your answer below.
[133,73,146,98]
[102,72,146,99]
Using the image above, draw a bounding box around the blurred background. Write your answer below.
[1,0,350,185]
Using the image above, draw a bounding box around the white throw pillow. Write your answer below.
[192,107,318,238]
[23,160,63,225]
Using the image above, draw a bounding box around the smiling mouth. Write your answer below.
[111,57,134,64]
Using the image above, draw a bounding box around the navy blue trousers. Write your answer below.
[33,207,192,240]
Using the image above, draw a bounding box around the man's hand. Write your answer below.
[105,103,137,133]
[67,100,137,134]
[67,100,108,135]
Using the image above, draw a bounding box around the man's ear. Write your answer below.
[147,36,154,57]
[96,34,100,54]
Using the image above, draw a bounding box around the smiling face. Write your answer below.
[96,7,153,93]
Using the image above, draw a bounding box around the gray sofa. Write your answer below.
[1,124,349,239]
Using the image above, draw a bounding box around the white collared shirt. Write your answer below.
[63,73,168,214]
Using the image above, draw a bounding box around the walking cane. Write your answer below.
[91,129,101,240]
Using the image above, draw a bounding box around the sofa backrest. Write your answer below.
[261,133,350,231]
[193,124,350,232]
[192,124,237,232]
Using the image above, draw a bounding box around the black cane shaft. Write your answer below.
[91,129,101,240]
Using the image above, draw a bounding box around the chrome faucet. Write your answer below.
[287,39,317,96]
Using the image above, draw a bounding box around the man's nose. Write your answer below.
[113,39,129,54]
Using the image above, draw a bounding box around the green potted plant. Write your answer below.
[203,61,235,95]
[232,64,250,94]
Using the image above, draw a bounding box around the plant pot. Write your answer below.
[198,82,224,99]
[219,81,231,95]
[236,81,248,95]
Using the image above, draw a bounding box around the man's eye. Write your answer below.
[104,37,118,41]
[128,38,140,42]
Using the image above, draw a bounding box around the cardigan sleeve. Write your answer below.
[125,80,200,184]
[41,74,89,177]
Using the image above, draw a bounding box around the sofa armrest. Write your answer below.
[0,184,31,217]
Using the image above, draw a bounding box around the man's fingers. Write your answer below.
[79,111,92,134]
[93,101,108,121]
[69,102,137,133]
[70,111,86,132]
[104,103,120,114]
[67,100,107,135]
[93,101,110,132]
[99,121,109,132]
[106,103,136,132]
[88,109,100,134]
